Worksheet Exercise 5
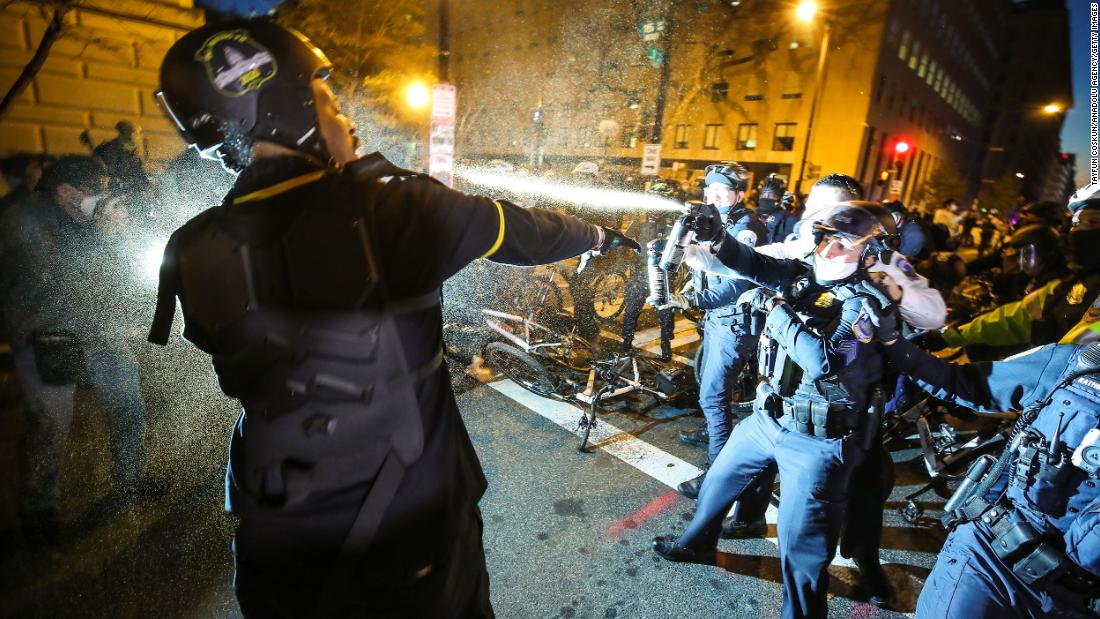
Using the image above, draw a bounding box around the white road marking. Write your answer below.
[488,379,703,488]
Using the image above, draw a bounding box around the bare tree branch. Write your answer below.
[0,2,72,121]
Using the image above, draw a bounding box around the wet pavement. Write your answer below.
[0,327,947,618]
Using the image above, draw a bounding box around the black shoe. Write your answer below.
[677,428,708,447]
[677,474,705,499]
[853,555,894,609]
[652,537,716,565]
[109,475,169,509]
[659,342,672,361]
[720,517,768,539]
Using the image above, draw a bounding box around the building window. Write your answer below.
[674,123,690,149]
[876,74,887,105]
[710,81,729,102]
[908,41,920,70]
[933,66,944,94]
[744,94,764,101]
[926,59,936,85]
[736,123,757,150]
[917,52,929,79]
[703,124,721,150]
[898,30,910,61]
[780,93,802,100]
[773,122,796,151]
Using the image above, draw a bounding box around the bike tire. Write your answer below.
[593,271,628,320]
[485,342,562,399]
[693,341,704,386]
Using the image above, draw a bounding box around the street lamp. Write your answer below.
[1042,103,1063,115]
[796,1,817,23]
[1016,172,1025,179]
[405,81,431,110]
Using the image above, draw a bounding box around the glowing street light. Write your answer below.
[1043,103,1063,115]
[894,140,910,154]
[405,81,431,110]
[1015,172,1025,179]
[796,0,817,22]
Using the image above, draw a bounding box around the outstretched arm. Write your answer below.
[711,234,807,293]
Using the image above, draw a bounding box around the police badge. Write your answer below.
[196,30,278,96]
[1068,282,1088,305]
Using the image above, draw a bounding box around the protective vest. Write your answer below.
[148,155,441,516]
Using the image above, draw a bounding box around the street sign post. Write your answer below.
[640,143,662,175]
[429,83,456,187]
[888,179,903,195]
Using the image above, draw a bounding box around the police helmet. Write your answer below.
[1068,182,1100,215]
[812,201,890,258]
[812,173,864,200]
[758,173,786,201]
[157,19,333,170]
[882,200,907,219]
[862,203,901,252]
[703,162,749,192]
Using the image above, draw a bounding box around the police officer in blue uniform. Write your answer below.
[657,162,765,498]
[878,331,1100,618]
[151,20,638,618]
[653,203,895,619]
[755,173,794,245]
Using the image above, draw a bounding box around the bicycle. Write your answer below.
[482,308,694,452]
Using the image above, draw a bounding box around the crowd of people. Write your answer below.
[1,15,1098,619]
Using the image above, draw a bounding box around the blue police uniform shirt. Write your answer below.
[886,339,1100,578]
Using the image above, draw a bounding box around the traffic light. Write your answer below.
[894,140,910,155]
[877,170,890,186]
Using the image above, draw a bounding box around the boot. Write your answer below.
[659,340,672,361]
[677,473,705,499]
[652,537,716,565]
[677,428,708,447]
[853,554,894,609]
[720,517,768,539]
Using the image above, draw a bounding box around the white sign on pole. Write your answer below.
[640,143,662,175]
[888,179,903,195]
[429,83,456,187]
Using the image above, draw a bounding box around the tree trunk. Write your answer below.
[0,6,68,121]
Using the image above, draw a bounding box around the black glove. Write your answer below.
[863,299,900,344]
[595,227,641,254]
[655,293,693,311]
[834,279,893,309]
[686,203,725,244]
[736,287,780,314]
[915,329,948,352]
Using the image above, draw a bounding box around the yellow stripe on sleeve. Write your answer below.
[480,200,506,259]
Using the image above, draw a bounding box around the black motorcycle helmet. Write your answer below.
[157,19,334,171]
[862,203,901,252]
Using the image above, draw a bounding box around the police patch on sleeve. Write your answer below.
[894,256,920,281]
[853,308,875,343]
[197,30,278,96]
[736,229,758,246]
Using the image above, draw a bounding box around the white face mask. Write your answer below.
[79,193,106,218]
[812,251,859,283]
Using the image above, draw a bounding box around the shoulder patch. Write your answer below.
[894,256,920,281]
[853,308,875,343]
[736,229,759,247]
[1068,282,1088,305]
[814,291,835,307]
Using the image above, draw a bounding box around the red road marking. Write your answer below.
[606,490,681,538]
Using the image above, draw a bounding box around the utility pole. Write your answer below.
[795,22,831,196]
[438,0,450,82]
[650,4,673,146]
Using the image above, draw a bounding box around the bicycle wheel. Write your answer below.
[693,341,704,385]
[485,342,562,399]
[592,271,627,320]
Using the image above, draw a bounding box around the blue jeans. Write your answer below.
[917,520,1095,619]
[676,412,864,619]
[84,347,148,484]
[698,319,756,464]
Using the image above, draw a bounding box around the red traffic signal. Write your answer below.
[894,140,910,155]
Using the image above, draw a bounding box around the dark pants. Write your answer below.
[698,319,757,464]
[619,277,673,352]
[234,506,494,619]
[732,435,895,562]
[917,520,1095,618]
[676,412,864,619]
[567,267,600,341]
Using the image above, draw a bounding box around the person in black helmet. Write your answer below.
[653,202,897,619]
[755,173,793,245]
[882,200,927,259]
[150,19,638,618]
